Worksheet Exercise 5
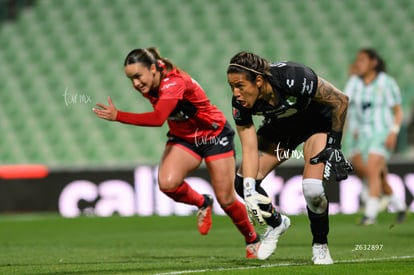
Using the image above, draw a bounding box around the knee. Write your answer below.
[214,190,235,208]
[302,178,327,214]
[158,175,182,191]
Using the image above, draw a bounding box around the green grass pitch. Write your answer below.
[0,212,413,274]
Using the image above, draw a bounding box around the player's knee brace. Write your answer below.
[302,178,327,214]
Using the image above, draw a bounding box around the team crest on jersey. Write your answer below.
[232,107,241,120]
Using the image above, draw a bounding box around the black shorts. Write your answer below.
[257,105,331,151]
[166,122,235,162]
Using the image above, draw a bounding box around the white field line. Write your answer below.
[154,255,414,275]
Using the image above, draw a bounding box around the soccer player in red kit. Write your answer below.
[93,47,276,259]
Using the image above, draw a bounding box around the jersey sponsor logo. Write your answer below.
[232,107,241,120]
[301,78,314,95]
[168,101,197,121]
[162,77,170,82]
[256,103,298,119]
[277,108,298,118]
[161,82,177,91]
[168,111,188,121]
[286,79,295,88]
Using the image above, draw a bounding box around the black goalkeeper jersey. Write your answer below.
[232,61,331,126]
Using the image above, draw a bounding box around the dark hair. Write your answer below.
[359,48,387,73]
[123,47,175,72]
[227,51,271,82]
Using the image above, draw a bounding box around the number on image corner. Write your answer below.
[352,244,384,252]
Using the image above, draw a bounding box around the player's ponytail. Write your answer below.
[146,47,175,71]
[359,48,387,73]
[227,51,271,82]
[124,47,176,72]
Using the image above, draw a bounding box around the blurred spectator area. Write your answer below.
[0,0,413,167]
[0,0,36,22]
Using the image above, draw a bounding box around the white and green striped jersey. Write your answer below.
[344,72,401,136]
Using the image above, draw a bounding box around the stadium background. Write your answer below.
[0,0,413,216]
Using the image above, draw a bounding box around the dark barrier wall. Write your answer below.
[0,164,413,216]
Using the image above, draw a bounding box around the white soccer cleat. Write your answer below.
[379,195,390,212]
[358,216,376,226]
[312,243,334,265]
[257,214,291,260]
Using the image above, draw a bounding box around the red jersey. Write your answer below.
[116,68,226,143]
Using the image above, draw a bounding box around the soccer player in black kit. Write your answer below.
[227,51,352,264]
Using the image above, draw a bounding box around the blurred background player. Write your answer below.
[227,51,352,264]
[344,48,407,225]
[93,47,275,259]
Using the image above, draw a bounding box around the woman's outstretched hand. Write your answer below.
[93,96,118,121]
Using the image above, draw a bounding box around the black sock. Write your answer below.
[201,194,212,208]
[234,174,244,198]
[247,234,261,244]
[307,205,329,245]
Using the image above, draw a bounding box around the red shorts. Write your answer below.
[166,122,235,162]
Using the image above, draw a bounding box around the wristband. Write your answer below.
[243,177,256,192]
[327,131,342,148]
[390,124,400,134]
